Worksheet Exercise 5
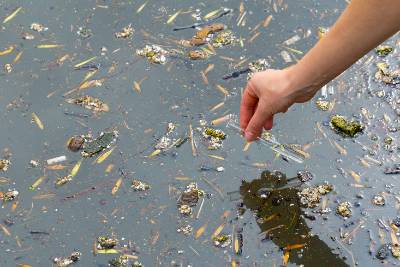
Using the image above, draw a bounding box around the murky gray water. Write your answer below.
[1,0,400,266]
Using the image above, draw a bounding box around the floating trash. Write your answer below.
[315,100,331,111]
[82,131,118,157]
[0,159,11,171]
[131,179,150,191]
[372,194,385,206]
[212,30,237,48]
[213,234,231,248]
[336,201,352,218]
[188,50,208,60]
[177,224,193,235]
[97,236,118,250]
[30,22,48,32]
[53,251,81,267]
[0,190,19,202]
[298,184,333,208]
[67,135,85,152]
[376,244,391,260]
[178,204,192,216]
[115,24,134,39]
[66,95,110,113]
[136,45,168,64]
[247,58,269,80]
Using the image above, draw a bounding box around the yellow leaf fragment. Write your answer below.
[167,9,182,24]
[284,243,305,250]
[282,251,290,266]
[234,234,239,254]
[83,69,98,82]
[243,141,252,152]
[175,176,193,181]
[95,147,115,164]
[3,7,22,23]
[105,164,114,173]
[70,159,83,177]
[263,15,273,27]
[331,140,347,155]
[211,223,225,238]
[46,164,67,170]
[204,63,214,75]
[31,112,44,130]
[96,249,119,254]
[148,149,161,158]
[215,84,229,96]
[349,170,361,184]
[204,9,220,20]
[133,81,141,93]
[11,200,18,212]
[29,176,46,191]
[137,1,148,13]
[0,224,11,236]
[74,56,97,68]
[208,154,225,160]
[210,102,224,112]
[13,51,23,63]
[195,223,207,239]
[0,46,14,56]
[36,44,63,49]
[111,177,123,195]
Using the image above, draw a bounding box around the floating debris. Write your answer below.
[47,155,67,165]
[30,22,48,32]
[53,251,81,267]
[189,23,225,46]
[247,58,269,80]
[188,50,208,60]
[115,24,134,39]
[372,194,385,206]
[67,136,85,152]
[177,224,193,235]
[315,100,330,111]
[384,164,400,174]
[0,190,19,202]
[330,115,363,137]
[376,243,391,260]
[202,127,226,150]
[392,244,400,258]
[55,175,73,186]
[97,236,118,250]
[4,63,12,73]
[0,159,11,171]
[212,30,236,48]
[109,255,131,267]
[22,32,35,40]
[131,179,150,191]
[66,95,110,112]
[76,27,92,39]
[213,234,231,248]
[375,45,393,57]
[298,184,333,208]
[82,131,118,157]
[375,62,400,85]
[136,45,168,64]
[178,204,192,216]
[336,202,352,218]
[297,170,313,182]
[179,182,204,206]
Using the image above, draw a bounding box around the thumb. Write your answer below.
[244,100,271,141]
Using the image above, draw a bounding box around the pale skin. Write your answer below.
[240,0,400,141]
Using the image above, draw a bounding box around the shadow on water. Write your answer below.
[239,170,349,267]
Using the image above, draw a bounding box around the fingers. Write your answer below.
[264,116,274,130]
[244,100,272,141]
[240,85,258,131]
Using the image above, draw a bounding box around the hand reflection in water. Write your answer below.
[239,170,348,267]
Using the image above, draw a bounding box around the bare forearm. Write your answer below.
[289,0,400,95]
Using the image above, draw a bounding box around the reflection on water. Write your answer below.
[240,170,348,266]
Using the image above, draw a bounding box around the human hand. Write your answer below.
[240,68,319,141]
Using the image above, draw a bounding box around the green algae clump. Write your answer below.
[330,115,363,137]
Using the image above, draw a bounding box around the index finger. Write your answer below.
[240,85,258,131]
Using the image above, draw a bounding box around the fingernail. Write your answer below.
[245,131,255,141]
